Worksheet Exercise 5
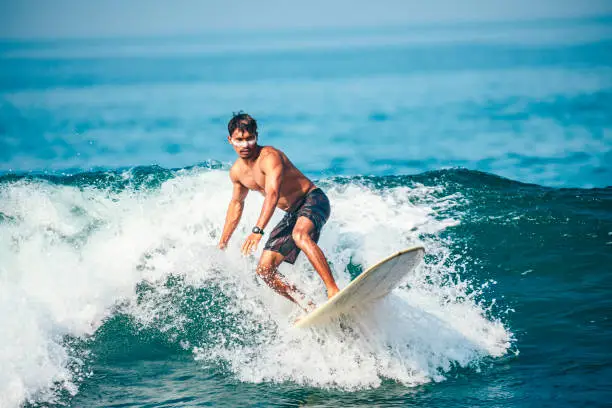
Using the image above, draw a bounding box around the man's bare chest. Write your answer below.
[239,167,266,192]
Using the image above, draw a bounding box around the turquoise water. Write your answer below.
[1,18,611,407]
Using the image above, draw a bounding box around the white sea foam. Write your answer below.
[191,180,510,389]
[0,169,512,406]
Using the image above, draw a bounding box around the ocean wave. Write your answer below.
[3,166,584,405]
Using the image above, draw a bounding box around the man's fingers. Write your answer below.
[239,235,261,256]
[247,240,255,254]
[241,239,253,255]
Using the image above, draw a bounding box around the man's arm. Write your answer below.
[218,170,249,249]
[255,151,284,231]
[240,151,283,255]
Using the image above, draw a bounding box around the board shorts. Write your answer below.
[263,187,331,264]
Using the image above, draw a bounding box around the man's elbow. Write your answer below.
[230,199,244,210]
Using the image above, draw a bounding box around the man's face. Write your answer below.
[228,129,257,159]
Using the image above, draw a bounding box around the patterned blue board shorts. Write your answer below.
[263,188,331,264]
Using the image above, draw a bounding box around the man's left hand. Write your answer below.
[241,233,263,255]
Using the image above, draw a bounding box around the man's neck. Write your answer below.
[239,145,262,165]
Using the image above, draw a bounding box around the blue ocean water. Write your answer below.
[1,18,611,407]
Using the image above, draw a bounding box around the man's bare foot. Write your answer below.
[294,301,317,325]
[327,286,340,299]
[303,300,317,313]
[291,293,316,313]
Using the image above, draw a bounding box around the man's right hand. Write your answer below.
[217,242,228,250]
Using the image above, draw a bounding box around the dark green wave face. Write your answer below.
[2,167,610,407]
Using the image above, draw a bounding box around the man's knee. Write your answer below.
[256,264,276,284]
[292,229,312,249]
[256,264,273,277]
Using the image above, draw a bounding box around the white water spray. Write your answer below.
[0,169,511,406]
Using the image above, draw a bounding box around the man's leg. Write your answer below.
[257,250,315,311]
[291,216,340,299]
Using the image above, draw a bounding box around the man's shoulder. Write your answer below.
[258,146,284,162]
[229,161,243,181]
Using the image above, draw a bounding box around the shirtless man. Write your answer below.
[217,112,340,309]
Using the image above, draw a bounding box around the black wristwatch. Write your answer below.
[252,226,264,235]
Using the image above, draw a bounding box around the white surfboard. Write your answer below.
[294,246,425,328]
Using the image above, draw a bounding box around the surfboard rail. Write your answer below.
[294,245,425,328]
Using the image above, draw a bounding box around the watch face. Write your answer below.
[252,226,263,234]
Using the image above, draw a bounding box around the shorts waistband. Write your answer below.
[287,187,323,213]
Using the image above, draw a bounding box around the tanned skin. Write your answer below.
[218,129,340,310]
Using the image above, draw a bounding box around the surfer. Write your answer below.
[217,112,340,310]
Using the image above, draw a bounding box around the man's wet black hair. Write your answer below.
[228,111,258,137]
